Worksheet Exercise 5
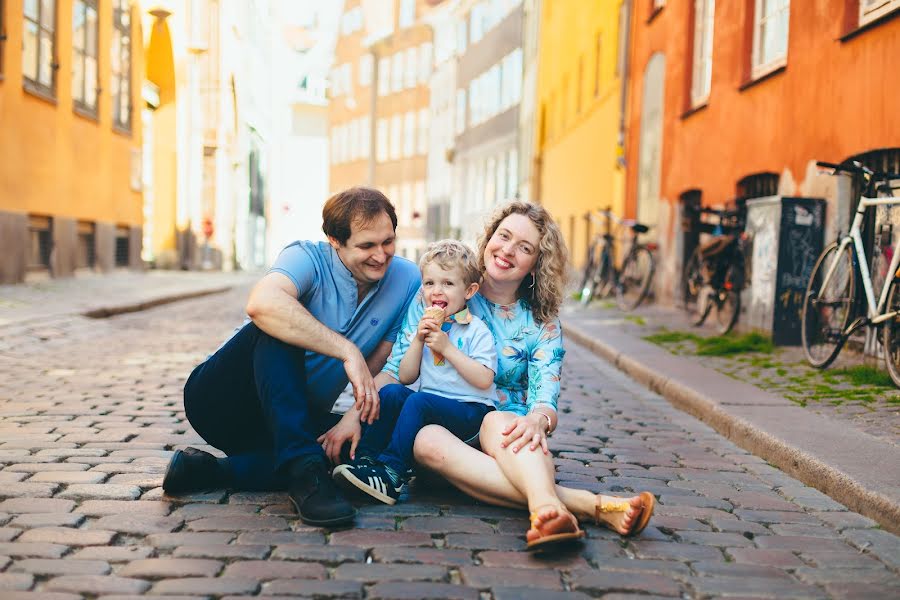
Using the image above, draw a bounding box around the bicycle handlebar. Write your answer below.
[817,160,900,182]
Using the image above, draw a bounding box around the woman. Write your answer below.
[382,200,654,547]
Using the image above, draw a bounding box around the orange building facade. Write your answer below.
[0,0,144,284]
[624,0,900,302]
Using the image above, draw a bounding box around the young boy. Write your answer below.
[332,240,497,504]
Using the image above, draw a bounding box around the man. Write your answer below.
[162,187,421,526]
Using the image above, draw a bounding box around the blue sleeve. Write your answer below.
[382,291,425,379]
[268,243,317,299]
[384,269,421,343]
[526,318,565,412]
[467,320,498,373]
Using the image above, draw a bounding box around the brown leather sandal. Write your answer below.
[526,504,585,550]
[595,491,655,537]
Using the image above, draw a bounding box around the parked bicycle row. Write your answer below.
[576,160,900,388]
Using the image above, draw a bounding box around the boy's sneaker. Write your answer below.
[331,455,376,478]
[333,458,408,505]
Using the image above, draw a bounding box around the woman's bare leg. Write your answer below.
[414,424,647,534]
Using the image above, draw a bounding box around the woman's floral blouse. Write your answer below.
[382,291,565,416]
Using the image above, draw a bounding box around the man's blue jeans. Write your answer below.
[356,384,494,476]
[183,322,341,490]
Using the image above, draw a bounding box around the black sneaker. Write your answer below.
[162,447,224,495]
[287,457,357,527]
[333,459,408,505]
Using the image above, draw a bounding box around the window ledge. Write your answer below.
[739,64,786,92]
[112,122,133,137]
[841,7,900,42]
[23,82,58,105]
[647,6,664,24]
[681,101,708,120]
[74,104,99,123]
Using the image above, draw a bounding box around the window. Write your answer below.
[419,42,433,82]
[455,89,466,134]
[23,0,57,95]
[860,0,900,25]
[378,57,389,95]
[507,149,518,198]
[403,112,415,157]
[390,114,401,159]
[347,119,358,161]
[376,118,388,161]
[414,181,426,219]
[417,108,429,155]
[470,3,485,44]
[72,0,98,114]
[391,53,403,92]
[690,0,715,106]
[456,19,467,54]
[594,33,602,96]
[359,54,373,87]
[360,116,371,159]
[111,0,132,131]
[752,0,789,78]
[399,0,416,28]
[404,47,417,88]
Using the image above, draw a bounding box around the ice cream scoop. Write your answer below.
[423,305,445,321]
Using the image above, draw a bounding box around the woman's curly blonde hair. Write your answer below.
[476,200,568,324]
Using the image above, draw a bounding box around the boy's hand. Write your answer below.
[417,317,439,341]
[424,328,451,354]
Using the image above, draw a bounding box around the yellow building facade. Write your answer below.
[534,0,626,270]
[0,0,144,283]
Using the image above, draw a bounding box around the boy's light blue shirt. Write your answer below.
[417,314,498,407]
[264,240,421,413]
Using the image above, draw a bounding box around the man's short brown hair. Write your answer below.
[322,187,398,245]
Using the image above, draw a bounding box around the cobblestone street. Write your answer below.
[1,285,899,599]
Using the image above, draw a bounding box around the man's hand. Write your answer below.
[343,351,380,424]
[317,410,362,464]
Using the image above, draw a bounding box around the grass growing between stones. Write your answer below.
[830,365,894,388]
[644,330,774,356]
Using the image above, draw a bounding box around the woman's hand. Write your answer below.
[499,413,550,454]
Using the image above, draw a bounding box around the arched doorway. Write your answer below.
[636,52,665,231]
[144,14,177,267]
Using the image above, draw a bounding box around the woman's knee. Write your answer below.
[478,411,512,454]
[412,424,449,469]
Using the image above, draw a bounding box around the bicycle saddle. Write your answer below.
[631,223,649,234]
[699,235,736,258]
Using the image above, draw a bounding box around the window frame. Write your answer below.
[859,0,900,25]
[751,0,790,80]
[23,0,58,98]
[72,0,100,116]
[111,0,133,132]
[690,0,715,107]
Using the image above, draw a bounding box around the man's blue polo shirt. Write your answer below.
[268,240,420,414]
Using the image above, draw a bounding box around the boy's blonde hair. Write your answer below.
[419,239,482,287]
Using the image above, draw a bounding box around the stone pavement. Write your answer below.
[0,280,898,598]
[561,301,900,536]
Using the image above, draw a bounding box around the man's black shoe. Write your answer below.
[162,447,224,494]
[287,457,356,527]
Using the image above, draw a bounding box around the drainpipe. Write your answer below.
[617,0,631,169]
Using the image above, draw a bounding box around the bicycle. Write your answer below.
[578,207,656,311]
[801,160,900,386]
[681,204,748,335]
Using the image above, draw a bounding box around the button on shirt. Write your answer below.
[269,240,421,414]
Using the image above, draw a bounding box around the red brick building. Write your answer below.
[623,0,900,302]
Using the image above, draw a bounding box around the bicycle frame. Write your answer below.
[818,194,900,325]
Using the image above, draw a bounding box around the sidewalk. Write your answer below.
[0,270,258,328]
[561,301,900,535]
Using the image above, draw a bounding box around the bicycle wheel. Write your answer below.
[594,246,616,299]
[882,280,900,387]
[715,257,743,334]
[683,247,711,326]
[801,242,855,368]
[578,252,598,305]
[616,245,655,311]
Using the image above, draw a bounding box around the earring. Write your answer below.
[529,273,536,289]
